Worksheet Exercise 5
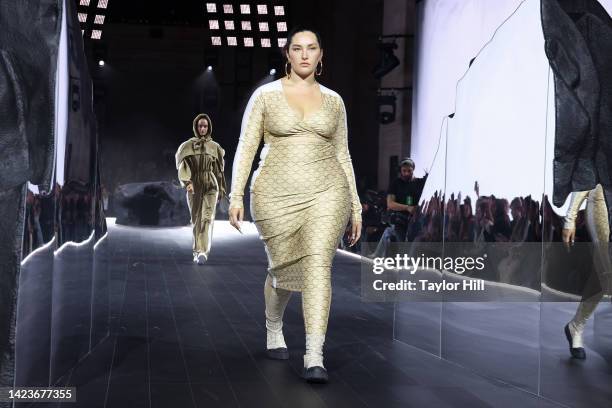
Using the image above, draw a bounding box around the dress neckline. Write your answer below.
[279,78,325,122]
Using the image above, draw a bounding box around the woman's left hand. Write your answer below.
[349,219,362,247]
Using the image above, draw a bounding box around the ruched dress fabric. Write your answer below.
[230,80,362,292]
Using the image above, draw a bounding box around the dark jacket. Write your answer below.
[0,0,61,193]
[542,0,612,207]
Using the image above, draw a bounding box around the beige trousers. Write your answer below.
[187,189,219,257]
[571,185,611,332]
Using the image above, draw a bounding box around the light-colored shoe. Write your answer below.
[196,253,208,265]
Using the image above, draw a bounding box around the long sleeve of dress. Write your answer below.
[229,90,265,209]
[564,190,590,230]
[331,96,362,224]
[178,160,192,188]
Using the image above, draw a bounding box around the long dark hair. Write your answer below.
[283,26,324,56]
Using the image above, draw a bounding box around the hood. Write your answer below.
[192,113,213,139]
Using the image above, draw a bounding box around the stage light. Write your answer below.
[207,65,213,71]
[80,0,90,6]
[261,38,271,47]
[278,38,287,48]
[241,21,252,30]
[373,41,400,79]
[78,13,87,23]
[93,43,108,67]
[377,94,396,124]
[223,4,233,14]
[270,68,277,75]
[211,36,222,46]
[277,22,287,32]
[209,20,219,29]
[97,0,108,9]
[257,5,268,14]
[274,6,285,16]
[244,37,254,47]
[240,4,250,14]
[206,3,217,13]
[224,20,235,30]
[94,15,105,25]
[259,22,269,32]
[91,29,102,39]
[227,36,237,46]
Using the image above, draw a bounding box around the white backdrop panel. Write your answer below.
[414,0,612,214]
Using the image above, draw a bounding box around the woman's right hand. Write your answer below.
[229,207,244,233]
[562,227,575,249]
[186,183,193,193]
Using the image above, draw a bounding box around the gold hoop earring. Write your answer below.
[316,60,323,76]
[285,62,291,78]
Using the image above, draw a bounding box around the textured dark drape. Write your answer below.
[0,0,62,391]
[542,0,612,212]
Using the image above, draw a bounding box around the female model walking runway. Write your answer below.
[176,113,226,264]
[229,27,362,383]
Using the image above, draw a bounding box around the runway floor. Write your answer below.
[43,221,566,408]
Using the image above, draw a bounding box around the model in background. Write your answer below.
[541,0,612,360]
[562,185,611,359]
[228,27,362,383]
[176,113,226,264]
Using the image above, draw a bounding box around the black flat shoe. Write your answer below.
[266,347,289,360]
[565,324,586,360]
[303,366,328,384]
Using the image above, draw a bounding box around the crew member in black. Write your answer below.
[370,157,427,257]
[387,157,427,211]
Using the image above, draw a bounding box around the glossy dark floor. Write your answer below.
[43,221,563,408]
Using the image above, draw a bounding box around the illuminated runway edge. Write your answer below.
[48,221,563,408]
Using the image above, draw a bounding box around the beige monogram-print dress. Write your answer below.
[229,79,362,291]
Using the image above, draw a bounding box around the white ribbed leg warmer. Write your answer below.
[304,333,325,369]
[264,274,291,349]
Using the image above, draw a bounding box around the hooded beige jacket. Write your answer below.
[175,113,227,197]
